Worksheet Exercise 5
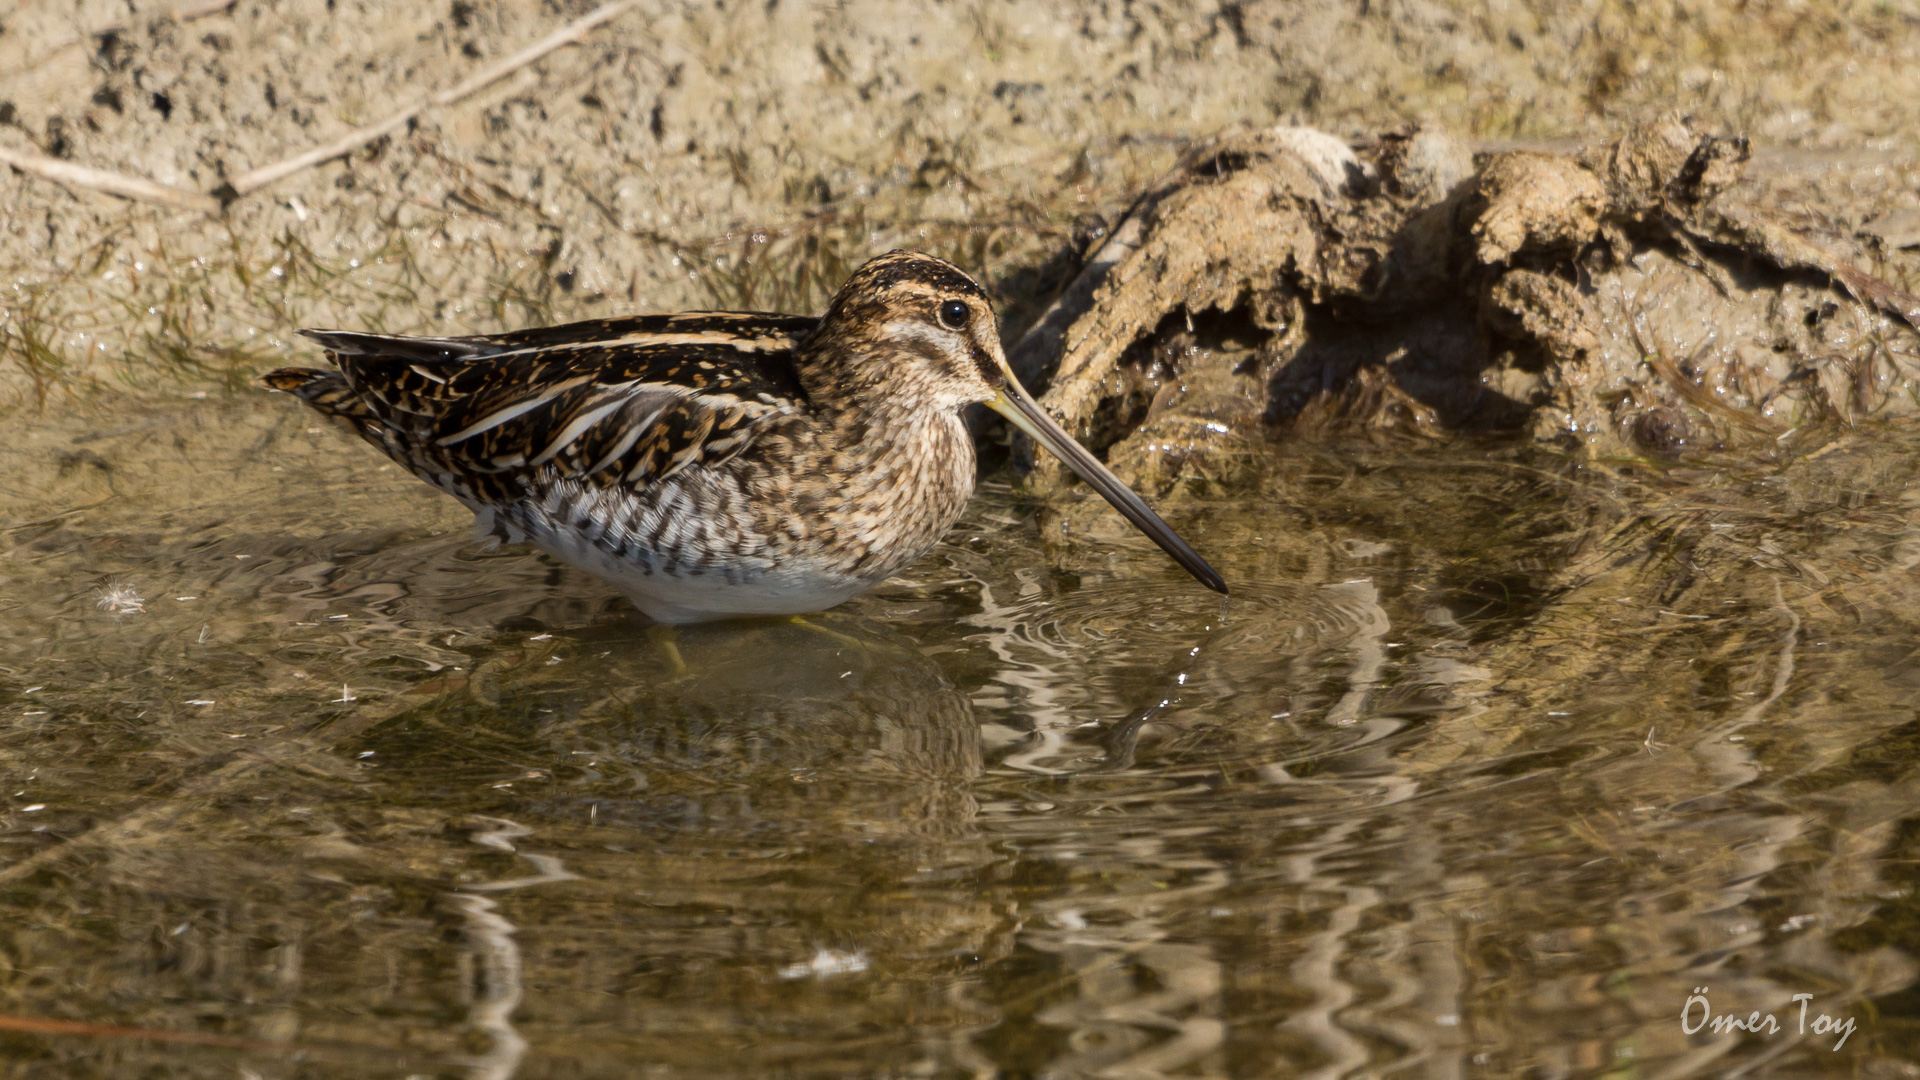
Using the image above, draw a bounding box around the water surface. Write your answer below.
[1,394,1916,1077]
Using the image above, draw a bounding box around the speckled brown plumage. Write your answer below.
[264,250,1224,623]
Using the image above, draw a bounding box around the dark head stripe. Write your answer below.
[832,250,986,308]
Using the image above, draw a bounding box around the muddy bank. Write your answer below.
[6,0,1920,416]
[1020,115,1920,506]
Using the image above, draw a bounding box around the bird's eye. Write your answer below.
[937,299,972,330]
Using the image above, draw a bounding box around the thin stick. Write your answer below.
[174,0,239,18]
[0,145,221,213]
[220,0,639,200]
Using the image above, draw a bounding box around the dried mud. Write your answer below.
[6,0,1920,430]
[1024,115,1920,510]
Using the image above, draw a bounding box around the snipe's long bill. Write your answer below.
[264,250,1226,624]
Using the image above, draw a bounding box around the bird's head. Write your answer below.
[811,249,1007,411]
[813,250,1228,595]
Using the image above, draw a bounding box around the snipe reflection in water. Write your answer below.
[0,395,1918,1076]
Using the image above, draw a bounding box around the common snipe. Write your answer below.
[264,250,1225,623]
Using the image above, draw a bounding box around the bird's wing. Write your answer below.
[280,312,817,491]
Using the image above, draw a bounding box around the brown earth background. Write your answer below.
[6,0,1920,410]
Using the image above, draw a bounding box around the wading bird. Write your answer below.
[265,250,1225,623]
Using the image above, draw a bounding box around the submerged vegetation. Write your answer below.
[0,159,1105,409]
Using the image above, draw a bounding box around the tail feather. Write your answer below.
[297,328,484,363]
[265,363,464,495]
[262,365,330,393]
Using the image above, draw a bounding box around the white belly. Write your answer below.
[472,482,897,625]
[540,525,873,623]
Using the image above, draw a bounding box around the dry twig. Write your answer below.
[171,0,240,18]
[0,145,219,213]
[218,0,639,201]
[0,0,638,213]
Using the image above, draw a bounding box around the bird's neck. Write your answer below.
[798,328,948,451]
[805,379,974,521]
[781,332,978,574]
[814,389,967,472]
[794,326,977,511]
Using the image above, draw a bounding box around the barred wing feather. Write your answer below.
[285,313,815,492]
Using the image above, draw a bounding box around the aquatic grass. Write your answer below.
[0,120,1154,416]
[0,204,1071,415]
[689,216,865,316]
[476,235,563,332]
[0,205,565,411]
[0,285,75,409]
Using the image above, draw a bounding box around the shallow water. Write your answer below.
[2,394,1918,1077]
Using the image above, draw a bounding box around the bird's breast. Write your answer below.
[509,406,977,602]
[765,405,978,579]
